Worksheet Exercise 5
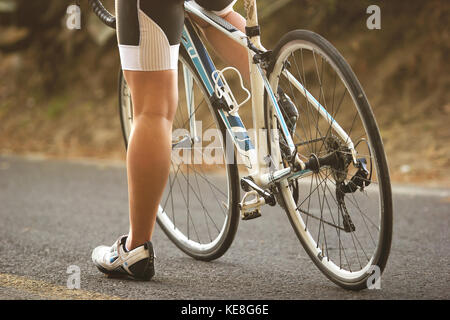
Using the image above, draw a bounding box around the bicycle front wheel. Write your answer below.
[266,30,393,290]
[118,48,240,261]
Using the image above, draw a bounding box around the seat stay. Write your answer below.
[282,69,356,158]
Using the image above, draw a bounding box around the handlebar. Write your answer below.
[88,0,116,29]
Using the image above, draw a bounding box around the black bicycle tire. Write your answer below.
[266,30,393,290]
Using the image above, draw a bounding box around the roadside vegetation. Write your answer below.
[0,0,448,186]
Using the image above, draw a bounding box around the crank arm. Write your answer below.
[240,177,276,206]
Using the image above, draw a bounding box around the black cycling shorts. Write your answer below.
[115,0,237,71]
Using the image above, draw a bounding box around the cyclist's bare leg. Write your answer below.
[123,70,178,250]
[117,3,246,252]
[192,10,250,84]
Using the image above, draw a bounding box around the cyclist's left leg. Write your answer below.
[92,0,185,281]
[120,0,186,251]
[124,70,177,250]
[192,0,250,84]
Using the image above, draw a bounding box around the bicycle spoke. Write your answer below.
[317,170,352,267]
[267,31,391,282]
[318,171,370,269]
[320,171,380,232]
[177,166,222,235]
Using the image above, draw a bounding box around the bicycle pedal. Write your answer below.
[242,210,261,221]
[239,190,266,221]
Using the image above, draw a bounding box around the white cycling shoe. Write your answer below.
[92,235,155,281]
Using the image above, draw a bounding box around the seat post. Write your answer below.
[243,0,262,49]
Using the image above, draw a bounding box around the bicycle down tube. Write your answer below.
[181,10,261,178]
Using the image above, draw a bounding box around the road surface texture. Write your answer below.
[0,154,449,300]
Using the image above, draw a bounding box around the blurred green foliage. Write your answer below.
[0,0,449,180]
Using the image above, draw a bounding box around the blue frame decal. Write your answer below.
[181,20,255,152]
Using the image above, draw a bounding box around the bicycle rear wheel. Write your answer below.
[118,47,240,261]
[266,30,392,290]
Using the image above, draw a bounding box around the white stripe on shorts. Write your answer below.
[138,8,179,70]
[211,0,237,16]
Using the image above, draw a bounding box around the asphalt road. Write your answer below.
[0,154,449,300]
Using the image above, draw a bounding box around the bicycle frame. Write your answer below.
[182,0,356,188]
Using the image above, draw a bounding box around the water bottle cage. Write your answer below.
[211,67,251,115]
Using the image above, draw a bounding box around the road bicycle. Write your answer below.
[89,0,393,290]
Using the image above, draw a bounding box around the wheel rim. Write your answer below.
[269,39,388,281]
